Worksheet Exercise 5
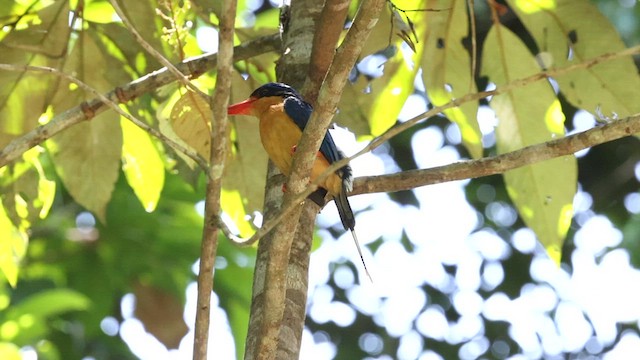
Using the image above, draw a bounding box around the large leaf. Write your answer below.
[47,34,123,223]
[507,0,640,117]
[482,24,577,264]
[1,147,56,227]
[0,203,27,287]
[121,118,165,212]
[170,92,212,160]
[368,50,420,137]
[422,0,483,159]
[112,0,171,62]
[169,81,265,237]
[0,1,70,148]
[336,2,426,138]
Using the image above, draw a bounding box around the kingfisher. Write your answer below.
[227,82,370,280]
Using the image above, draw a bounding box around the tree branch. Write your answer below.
[302,0,351,104]
[192,0,236,359]
[109,0,209,101]
[0,34,280,169]
[352,113,640,195]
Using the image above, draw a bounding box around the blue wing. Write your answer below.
[283,96,343,165]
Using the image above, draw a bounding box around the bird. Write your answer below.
[227,82,371,281]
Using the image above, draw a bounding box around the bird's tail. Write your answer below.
[335,163,355,230]
[335,165,372,282]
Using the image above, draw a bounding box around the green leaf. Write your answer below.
[0,0,70,148]
[84,0,118,24]
[47,34,123,223]
[507,0,640,117]
[170,92,212,160]
[337,4,424,138]
[21,147,56,220]
[6,289,90,319]
[335,76,373,137]
[1,147,56,228]
[0,204,27,287]
[422,0,483,159]
[482,24,577,264]
[368,51,418,137]
[121,118,165,212]
[114,0,172,61]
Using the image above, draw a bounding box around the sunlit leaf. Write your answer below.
[0,1,70,148]
[170,92,212,160]
[507,0,640,117]
[422,0,483,159]
[22,147,55,220]
[121,118,165,212]
[368,51,417,137]
[114,0,171,61]
[84,0,118,23]
[483,24,576,264]
[335,76,373,137]
[0,204,27,287]
[47,34,123,223]
[0,147,56,228]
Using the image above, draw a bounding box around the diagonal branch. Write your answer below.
[109,0,209,101]
[0,34,280,169]
[0,63,209,171]
[352,113,640,195]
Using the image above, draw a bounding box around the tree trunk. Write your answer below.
[244,1,322,358]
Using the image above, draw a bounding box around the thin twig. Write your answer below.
[109,0,209,101]
[468,0,477,92]
[192,0,236,359]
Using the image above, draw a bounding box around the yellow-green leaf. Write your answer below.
[84,0,118,24]
[482,24,577,264]
[368,51,418,137]
[121,118,165,212]
[0,0,70,148]
[170,92,212,160]
[422,0,483,159]
[48,34,123,223]
[507,0,640,117]
[22,147,55,220]
[0,203,27,287]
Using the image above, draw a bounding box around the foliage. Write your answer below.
[0,0,639,359]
